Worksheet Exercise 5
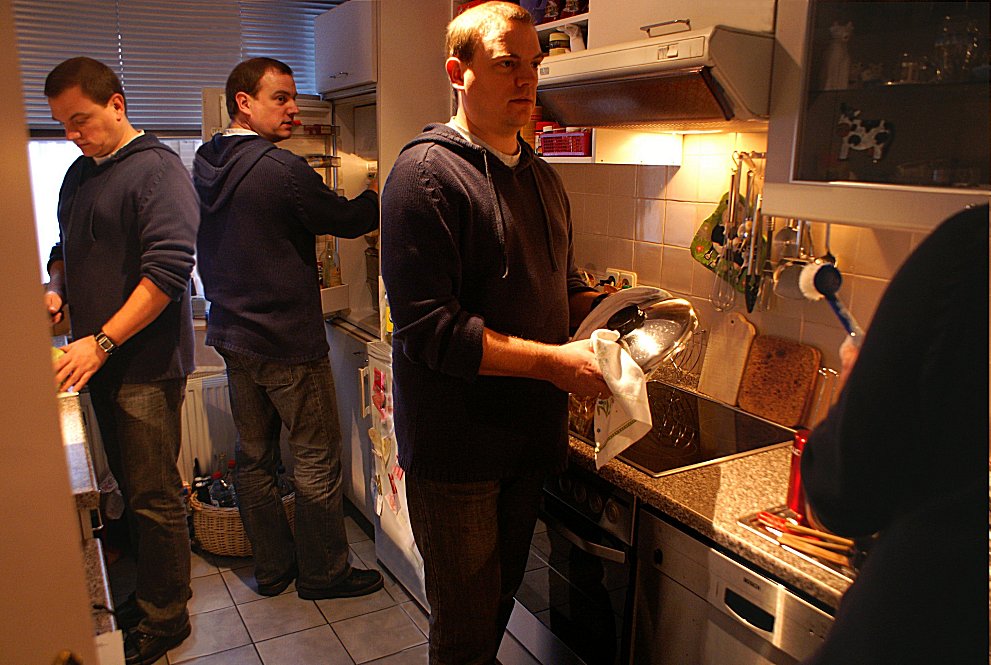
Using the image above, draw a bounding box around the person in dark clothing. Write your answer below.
[43,57,197,665]
[194,57,382,602]
[380,4,608,663]
[800,203,989,665]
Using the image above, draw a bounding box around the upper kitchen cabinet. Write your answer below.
[764,0,991,230]
[316,0,378,96]
[587,0,775,49]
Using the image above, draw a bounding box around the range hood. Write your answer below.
[536,25,773,131]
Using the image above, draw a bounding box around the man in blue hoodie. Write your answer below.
[381,4,609,662]
[194,58,382,603]
[43,57,197,664]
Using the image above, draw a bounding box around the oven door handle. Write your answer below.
[542,512,627,564]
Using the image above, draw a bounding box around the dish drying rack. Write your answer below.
[648,327,708,391]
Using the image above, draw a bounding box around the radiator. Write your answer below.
[179,367,237,483]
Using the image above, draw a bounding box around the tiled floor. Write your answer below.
[112,508,540,665]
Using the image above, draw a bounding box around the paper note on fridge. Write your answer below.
[591,329,652,469]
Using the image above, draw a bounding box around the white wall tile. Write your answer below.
[663,201,698,247]
[635,198,664,243]
[606,164,638,198]
[574,232,609,275]
[856,227,914,279]
[690,258,716,299]
[636,165,669,199]
[666,160,699,202]
[633,241,662,286]
[735,132,769,153]
[584,194,610,235]
[660,246,694,295]
[848,274,889,330]
[569,192,588,234]
[697,155,732,204]
[800,321,847,370]
[684,132,735,157]
[606,237,635,270]
[607,195,637,239]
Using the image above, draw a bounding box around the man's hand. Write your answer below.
[45,291,64,324]
[545,338,609,398]
[53,335,108,392]
[838,337,860,383]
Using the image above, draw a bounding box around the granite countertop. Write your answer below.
[57,391,116,635]
[568,436,851,610]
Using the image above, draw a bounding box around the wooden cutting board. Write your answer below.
[698,312,756,405]
[738,335,821,427]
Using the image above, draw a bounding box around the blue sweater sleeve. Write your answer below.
[137,151,199,301]
[288,155,380,238]
[380,149,484,381]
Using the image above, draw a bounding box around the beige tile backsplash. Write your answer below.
[555,132,926,372]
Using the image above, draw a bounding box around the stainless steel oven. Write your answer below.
[512,462,637,665]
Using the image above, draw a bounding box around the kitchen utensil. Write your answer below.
[573,287,698,376]
[777,532,853,553]
[697,312,756,405]
[805,367,839,428]
[743,194,763,312]
[738,335,821,426]
[798,262,866,347]
[756,215,776,311]
[777,533,852,567]
[756,511,856,547]
[710,166,741,311]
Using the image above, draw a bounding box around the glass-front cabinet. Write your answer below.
[765,0,990,230]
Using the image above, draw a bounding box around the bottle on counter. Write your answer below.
[324,240,342,287]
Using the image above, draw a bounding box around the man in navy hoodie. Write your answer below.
[194,58,382,603]
[44,57,197,664]
[381,4,609,662]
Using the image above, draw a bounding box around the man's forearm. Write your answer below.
[478,328,558,382]
[101,277,175,345]
[46,260,66,298]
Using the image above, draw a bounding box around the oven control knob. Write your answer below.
[573,482,587,504]
[588,493,603,515]
[604,501,620,524]
[558,476,572,494]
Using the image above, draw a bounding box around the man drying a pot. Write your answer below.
[380,3,609,662]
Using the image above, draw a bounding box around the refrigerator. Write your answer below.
[367,340,427,609]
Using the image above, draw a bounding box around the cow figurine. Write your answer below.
[837,103,893,161]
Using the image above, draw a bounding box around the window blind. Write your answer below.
[13,0,343,133]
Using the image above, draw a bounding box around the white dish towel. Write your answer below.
[591,329,652,469]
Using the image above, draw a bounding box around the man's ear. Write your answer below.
[109,93,126,120]
[446,56,467,92]
[235,91,252,118]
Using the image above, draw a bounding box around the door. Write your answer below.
[0,2,98,659]
[326,320,377,522]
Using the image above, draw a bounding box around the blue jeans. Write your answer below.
[219,350,350,594]
[88,378,191,635]
[407,475,544,665]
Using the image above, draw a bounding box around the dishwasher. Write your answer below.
[631,509,834,665]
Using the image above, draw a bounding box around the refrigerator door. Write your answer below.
[367,340,428,610]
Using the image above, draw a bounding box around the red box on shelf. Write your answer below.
[540,130,591,157]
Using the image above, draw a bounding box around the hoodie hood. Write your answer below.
[193,134,277,213]
[399,123,560,278]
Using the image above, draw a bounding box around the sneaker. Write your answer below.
[114,593,142,631]
[256,564,298,597]
[124,623,191,665]
[297,567,384,600]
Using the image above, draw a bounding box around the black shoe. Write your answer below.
[114,593,142,631]
[124,624,191,665]
[256,564,298,597]
[297,568,384,600]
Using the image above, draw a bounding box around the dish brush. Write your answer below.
[798,262,865,347]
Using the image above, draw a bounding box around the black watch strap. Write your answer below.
[95,330,119,355]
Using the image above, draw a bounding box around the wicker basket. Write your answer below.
[190,492,296,557]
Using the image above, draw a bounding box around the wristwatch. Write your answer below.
[95,330,119,355]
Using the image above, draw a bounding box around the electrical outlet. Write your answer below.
[604,268,622,288]
[618,270,638,289]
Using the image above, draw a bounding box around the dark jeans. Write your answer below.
[407,474,544,665]
[89,378,191,635]
[219,350,350,594]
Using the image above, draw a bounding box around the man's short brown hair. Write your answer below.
[446,1,533,63]
[225,57,294,120]
[44,57,126,110]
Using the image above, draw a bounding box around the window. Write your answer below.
[13,0,343,132]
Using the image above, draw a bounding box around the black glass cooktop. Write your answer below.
[574,381,796,478]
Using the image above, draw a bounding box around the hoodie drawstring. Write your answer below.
[533,173,560,274]
[482,151,510,279]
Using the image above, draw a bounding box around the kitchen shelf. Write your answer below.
[321,285,349,317]
[535,12,589,34]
